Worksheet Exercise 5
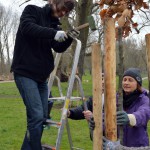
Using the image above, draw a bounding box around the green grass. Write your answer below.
[0,73,149,150]
[0,74,93,150]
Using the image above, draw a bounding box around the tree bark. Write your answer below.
[145,34,150,98]
[92,43,102,150]
[104,17,117,141]
[77,0,93,80]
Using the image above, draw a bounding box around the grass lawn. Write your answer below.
[0,73,149,150]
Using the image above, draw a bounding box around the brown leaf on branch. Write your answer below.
[99,0,114,6]
[97,0,148,38]
[143,2,149,9]
[110,3,127,13]
[132,23,138,28]
[99,9,108,20]
[134,0,144,10]
[122,26,132,38]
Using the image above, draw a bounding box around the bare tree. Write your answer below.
[77,0,93,79]
[0,3,19,79]
[0,4,6,76]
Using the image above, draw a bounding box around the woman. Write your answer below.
[89,68,150,147]
[117,68,150,147]
[11,0,79,149]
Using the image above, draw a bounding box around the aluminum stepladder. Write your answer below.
[42,39,87,150]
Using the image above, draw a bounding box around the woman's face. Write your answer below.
[122,76,137,94]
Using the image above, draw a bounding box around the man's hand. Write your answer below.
[67,110,70,117]
[103,136,120,150]
[67,29,80,39]
[83,110,93,121]
[117,111,129,125]
[54,31,68,42]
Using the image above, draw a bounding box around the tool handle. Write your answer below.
[75,23,89,31]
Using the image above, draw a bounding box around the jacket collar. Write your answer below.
[43,4,61,26]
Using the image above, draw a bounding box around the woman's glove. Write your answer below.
[54,31,68,42]
[117,111,129,125]
[103,136,120,150]
[67,29,80,39]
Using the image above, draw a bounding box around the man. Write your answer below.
[67,73,104,121]
[11,0,79,149]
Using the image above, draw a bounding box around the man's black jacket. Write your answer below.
[69,97,93,120]
[11,4,73,82]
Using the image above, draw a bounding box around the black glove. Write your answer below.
[67,29,80,39]
[89,117,95,141]
[103,136,120,150]
[89,117,95,130]
[117,111,129,125]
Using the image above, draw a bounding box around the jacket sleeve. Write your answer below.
[68,97,93,120]
[116,145,150,150]
[51,37,73,53]
[132,96,150,127]
[20,5,57,39]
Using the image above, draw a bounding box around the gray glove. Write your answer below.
[54,31,68,42]
[103,136,120,150]
[117,111,129,125]
[67,29,80,39]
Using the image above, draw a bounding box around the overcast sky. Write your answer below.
[0,0,46,13]
[0,0,150,40]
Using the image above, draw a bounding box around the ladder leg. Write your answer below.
[55,39,81,150]
[66,118,74,150]
[48,53,62,97]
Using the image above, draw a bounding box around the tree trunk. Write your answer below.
[104,17,117,141]
[77,0,92,80]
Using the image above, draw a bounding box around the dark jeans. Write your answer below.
[14,73,48,150]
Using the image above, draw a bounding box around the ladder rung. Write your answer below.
[48,96,82,101]
[42,144,56,150]
[46,119,61,128]
[72,147,84,150]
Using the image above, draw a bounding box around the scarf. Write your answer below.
[123,90,141,109]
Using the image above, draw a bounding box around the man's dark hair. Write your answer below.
[49,0,75,12]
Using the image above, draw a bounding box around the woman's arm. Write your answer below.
[103,136,150,150]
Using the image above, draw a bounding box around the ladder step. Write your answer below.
[48,96,81,101]
[72,147,84,150]
[46,119,61,128]
[42,144,56,150]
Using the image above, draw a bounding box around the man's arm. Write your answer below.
[20,5,57,39]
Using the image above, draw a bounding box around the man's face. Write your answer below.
[53,5,70,18]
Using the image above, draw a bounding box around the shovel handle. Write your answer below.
[75,23,89,31]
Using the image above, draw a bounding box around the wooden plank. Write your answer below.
[92,43,102,150]
[104,17,117,141]
[145,34,150,97]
